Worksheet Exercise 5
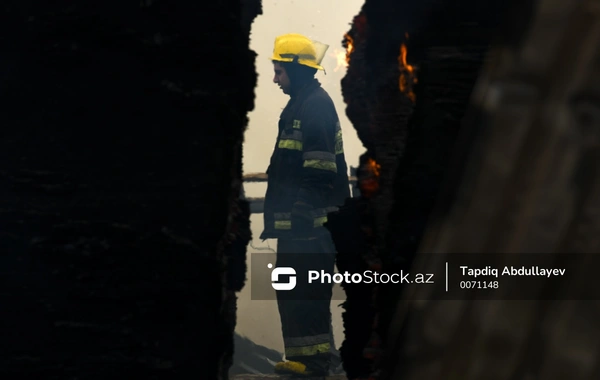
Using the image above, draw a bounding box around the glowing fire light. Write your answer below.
[331,33,354,72]
[359,158,381,197]
[345,33,354,61]
[332,49,346,72]
[398,40,417,103]
[366,157,381,177]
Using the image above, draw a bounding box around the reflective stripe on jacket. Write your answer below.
[260,79,350,240]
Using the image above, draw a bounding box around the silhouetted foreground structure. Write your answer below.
[1,0,260,378]
[326,0,514,377]
[381,1,600,379]
[325,0,600,379]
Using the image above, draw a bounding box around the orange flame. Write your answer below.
[398,41,417,103]
[332,33,354,72]
[359,158,381,197]
[345,33,354,63]
[399,44,414,74]
[366,157,381,177]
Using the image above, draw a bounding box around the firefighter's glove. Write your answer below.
[291,201,313,237]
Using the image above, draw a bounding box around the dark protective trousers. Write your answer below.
[276,236,336,373]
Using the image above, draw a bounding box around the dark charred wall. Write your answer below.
[329,0,600,379]
[383,0,600,378]
[328,0,515,378]
[1,1,259,379]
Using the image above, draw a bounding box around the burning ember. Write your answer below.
[398,40,417,103]
[359,157,381,197]
[366,157,381,177]
[331,33,354,72]
[345,33,354,61]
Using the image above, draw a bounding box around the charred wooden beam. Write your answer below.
[243,172,357,184]
[243,172,269,182]
[243,173,358,214]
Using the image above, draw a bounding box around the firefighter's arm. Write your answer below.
[291,99,337,233]
[297,98,337,204]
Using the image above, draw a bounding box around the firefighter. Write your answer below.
[260,33,350,377]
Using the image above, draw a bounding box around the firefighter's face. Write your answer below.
[273,62,291,94]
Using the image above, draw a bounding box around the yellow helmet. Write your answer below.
[271,33,329,71]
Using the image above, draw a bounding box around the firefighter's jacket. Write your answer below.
[260,79,350,240]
